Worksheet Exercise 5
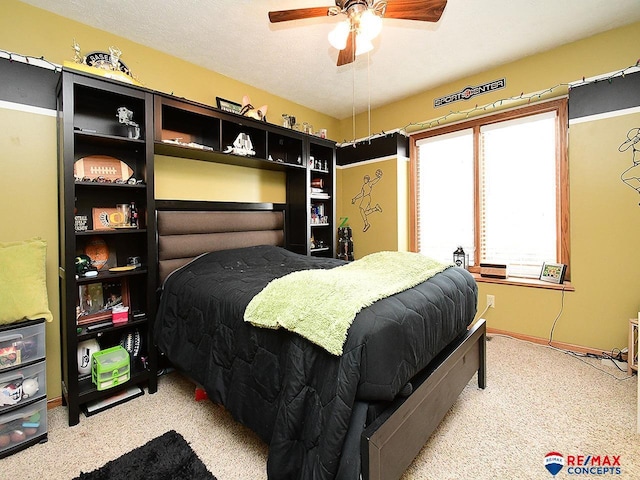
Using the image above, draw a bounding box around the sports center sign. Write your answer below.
[434,78,506,108]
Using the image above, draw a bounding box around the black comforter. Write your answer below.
[154,245,477,479]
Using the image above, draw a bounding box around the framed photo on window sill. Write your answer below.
[539,262,566,284]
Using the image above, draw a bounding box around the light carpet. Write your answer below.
[3,334,639,479]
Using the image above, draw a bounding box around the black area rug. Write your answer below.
[74,430,216,480]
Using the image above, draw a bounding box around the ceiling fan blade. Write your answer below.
[383,0,447,22]
[268,6,333,23]
[337,31,356,66]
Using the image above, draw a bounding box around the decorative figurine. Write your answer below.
[116,106,140,139]
[69,40,142,85]
[109,46,122,71]
[224,133,255,156]
[240,95,268,121]
[72,38,85,64]
[338,225,354,261]
[282,114,296,129]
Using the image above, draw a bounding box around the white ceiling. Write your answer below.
[20,0,640,119]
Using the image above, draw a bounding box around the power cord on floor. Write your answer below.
[556,348,634,380]
[542,286,634,380]
[547,286,566,345]
[601,348,627,372]
[480,283,633,380]
[489,333,635,381]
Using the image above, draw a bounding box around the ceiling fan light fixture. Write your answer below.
[328,19,351,50]
[355,34,374,56]
[268,0,447,66]
[358,9,383,41]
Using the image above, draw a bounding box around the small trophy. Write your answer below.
[116,107,140,139]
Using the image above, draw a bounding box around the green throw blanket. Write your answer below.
[244,251,452,355]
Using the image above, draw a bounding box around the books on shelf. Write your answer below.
[311,203,329,224]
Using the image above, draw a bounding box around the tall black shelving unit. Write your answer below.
[57,70,157,426]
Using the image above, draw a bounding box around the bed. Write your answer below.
[153,200,486,480]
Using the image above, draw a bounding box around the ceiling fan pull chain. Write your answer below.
[368,50,371,142]
[352,59,357,143]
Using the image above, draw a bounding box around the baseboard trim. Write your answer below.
[486,327,605,357]
[47,397,62,410]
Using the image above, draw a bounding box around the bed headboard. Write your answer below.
[156,200,287,282]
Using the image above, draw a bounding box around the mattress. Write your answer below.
[154,245,477,479]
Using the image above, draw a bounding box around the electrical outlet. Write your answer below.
[487,294,495,308]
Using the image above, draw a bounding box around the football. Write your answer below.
[120,330,141,357]
[74,155,134,182]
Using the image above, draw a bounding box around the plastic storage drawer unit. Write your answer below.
[0,361,46,413]
[92,345,130,391]
[0,321,46,372]
[0,398,47,458]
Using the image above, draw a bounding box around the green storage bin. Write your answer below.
[91,345,130,391]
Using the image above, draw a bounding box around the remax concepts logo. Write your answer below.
[545,452,564,476]
[544,452,622,476]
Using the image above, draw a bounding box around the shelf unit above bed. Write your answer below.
[153,94,336,258]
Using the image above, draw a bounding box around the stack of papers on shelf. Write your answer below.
[311,187,329,199]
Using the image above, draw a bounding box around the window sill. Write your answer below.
[471,273,574,291]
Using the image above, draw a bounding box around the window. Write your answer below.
[410,99,569,280]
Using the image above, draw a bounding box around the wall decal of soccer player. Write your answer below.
[352,169,383,232]
[619,127,640,204]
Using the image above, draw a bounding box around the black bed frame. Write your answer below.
[362,319,486,480]
[155,200,486,480]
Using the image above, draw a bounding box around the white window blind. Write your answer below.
[414,107,561,279]
[480,112,557,277]
[416,129,475,264]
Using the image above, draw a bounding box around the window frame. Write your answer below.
[409,98,570,283]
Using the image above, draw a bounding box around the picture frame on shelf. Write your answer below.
[77,278,130,325]
[216,96,242,115]
[92,207,119,230]
[539,262,566,284]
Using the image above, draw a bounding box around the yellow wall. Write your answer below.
[2,0,640,406]
[0,105,61,398]
[336,22,640,352]
[337,155,410,257]
[567,112,640,348]
[155,156,286,202]
[338,22,640,140]
[338,158,398,257]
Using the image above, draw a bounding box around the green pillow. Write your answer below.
[0,238,53,325]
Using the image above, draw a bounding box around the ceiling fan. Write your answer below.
[268,0,447,66]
